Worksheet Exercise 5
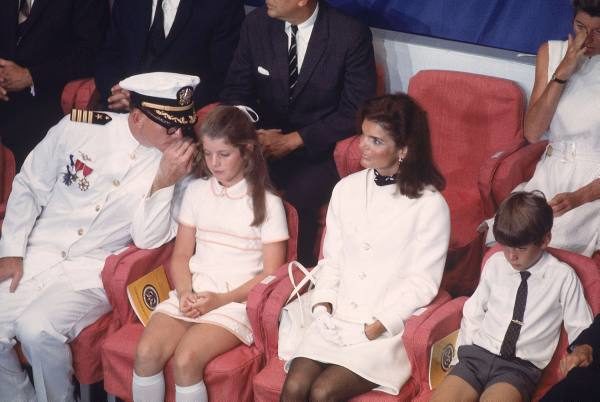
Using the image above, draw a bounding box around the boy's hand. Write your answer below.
[560,344,593,376]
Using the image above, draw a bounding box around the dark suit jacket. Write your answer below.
[0,0,109,166]
[95,0,244,108]
[220,3,376,161]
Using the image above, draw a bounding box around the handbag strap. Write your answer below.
[284,260,322,327]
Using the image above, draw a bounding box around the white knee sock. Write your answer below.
[132,371,165,402]
[175,380,208,402]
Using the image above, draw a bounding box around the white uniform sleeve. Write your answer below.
[561,265,594,344]
[130,175,190,249]
[260,195,289,244]
[0,119,66,257]
[311,182,344,312]
[373,193,450,336]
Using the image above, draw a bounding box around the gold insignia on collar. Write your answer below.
[70,109,113,125]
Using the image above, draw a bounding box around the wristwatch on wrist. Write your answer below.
[551,72,568,84]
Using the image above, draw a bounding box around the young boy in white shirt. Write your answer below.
[432,191,593,402]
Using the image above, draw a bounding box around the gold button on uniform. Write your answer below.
[113,179,120,187]
[77,228,84,236]
[130,153,136,160]
[95,205,101,212]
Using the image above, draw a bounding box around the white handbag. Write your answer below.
[277,260,322,361]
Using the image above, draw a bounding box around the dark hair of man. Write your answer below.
[493,191,554,247]
[573,0,600,17]
[195,106,273,226]
[358,93,446,198]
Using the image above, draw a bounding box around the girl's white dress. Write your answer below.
[153,177,289,345]
[286,169,450,395]
[515,40,600,256]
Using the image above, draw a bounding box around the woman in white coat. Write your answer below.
[281,93,451,400]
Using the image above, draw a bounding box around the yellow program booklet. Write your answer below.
[429,329,459,389]
[127,266,171,326]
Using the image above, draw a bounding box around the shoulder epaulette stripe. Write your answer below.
[70,109,112,125]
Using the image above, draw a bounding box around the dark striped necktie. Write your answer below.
[500,270,531,359]
[288,24,298,101]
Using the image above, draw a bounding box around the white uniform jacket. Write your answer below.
[311,169,451,335]
[0,113,182,290]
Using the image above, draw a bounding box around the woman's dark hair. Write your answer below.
[573,0,600,17]
[493,191,554,247]
[195,106,272,226]
[358,93,445,198]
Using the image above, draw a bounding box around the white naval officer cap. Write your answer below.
[119,72,201,130]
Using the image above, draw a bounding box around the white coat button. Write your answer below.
[358,272,366,279]
[130,153,136,160]
[362,242,371,251]
[77,228,84,236]
[95,205,101,212]
[113,179,120,187]
[61,251,67,258]
[350,301,358,309]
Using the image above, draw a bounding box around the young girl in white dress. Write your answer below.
[281,94,451,400]
[131,106,289,402]
[492,0,600,256]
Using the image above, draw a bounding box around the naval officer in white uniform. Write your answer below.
[0,71,199,402]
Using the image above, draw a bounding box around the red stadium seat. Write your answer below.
[0,145,16,233]
[101,202,299,402]
[407,70,528,296]
[411,245,600,402]
[61,78,100,115]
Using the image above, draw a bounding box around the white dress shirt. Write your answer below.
[150,0,180,37]
[456,251,593,369]
[0,113,182,290]
[285,3,319,73]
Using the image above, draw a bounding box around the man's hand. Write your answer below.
[549,191,584,217]
[0,59,33,92]
[107,84,131,111]
[0,85,8,102]
[560,344,593,376]
[257,129,303,159]
[150,138,197,195]
[0,257,24,292]
[192,291,229,315]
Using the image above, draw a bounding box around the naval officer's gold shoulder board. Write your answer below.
[70,109,112,125]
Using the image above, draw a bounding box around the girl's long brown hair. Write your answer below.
[195,106,273,226]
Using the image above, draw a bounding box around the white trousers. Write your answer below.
[0,265,111,402]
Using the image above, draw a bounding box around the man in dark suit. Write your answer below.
[221,0,376,265]
[541,315,600,401]
[95,0,245,111]
[0,0,109,168]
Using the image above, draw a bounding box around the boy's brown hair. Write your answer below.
[493,191,553,247]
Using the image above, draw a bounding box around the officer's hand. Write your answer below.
[0,257,24,292]
[150,137,196,195]
[108,85,131,111]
